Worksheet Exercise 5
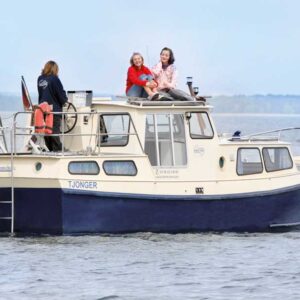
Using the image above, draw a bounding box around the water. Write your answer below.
[1,233,300,299]
[0,112,300,299]
[213,113,300,155]
[213,113,300,135]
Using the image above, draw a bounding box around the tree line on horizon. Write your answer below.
[0,93,299,113]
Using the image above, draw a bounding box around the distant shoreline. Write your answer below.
[212,113,300,117]
[0,93,300,113]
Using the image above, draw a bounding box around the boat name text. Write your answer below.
[155,169,179,178]
[68,180,97,189]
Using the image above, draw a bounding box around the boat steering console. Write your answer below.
[60,102,78,134]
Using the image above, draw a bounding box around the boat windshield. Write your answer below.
[145,113,187,167]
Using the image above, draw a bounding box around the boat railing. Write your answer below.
[224,127,300,142]
[222,127,300,156]
[4,110,145,156]
[244,127,300,142]
[233,127,300,156]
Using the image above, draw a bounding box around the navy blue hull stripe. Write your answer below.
[0,185,300,234]
[62,183,300,201]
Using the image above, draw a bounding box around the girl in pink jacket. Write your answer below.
[151,47,178,91]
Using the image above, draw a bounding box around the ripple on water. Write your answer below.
[1,233,300,299]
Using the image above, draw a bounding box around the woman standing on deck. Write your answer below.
[152,47,178,92]
[126,52,159,99]
[37,60,68,151]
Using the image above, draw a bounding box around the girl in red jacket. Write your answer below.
[126,52,159,99]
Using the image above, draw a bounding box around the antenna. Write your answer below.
[146,45,150,65]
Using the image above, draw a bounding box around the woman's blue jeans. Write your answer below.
[126,74,153,98]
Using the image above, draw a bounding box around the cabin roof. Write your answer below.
[91,96,212,110]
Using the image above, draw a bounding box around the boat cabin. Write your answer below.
[9,96,299,189]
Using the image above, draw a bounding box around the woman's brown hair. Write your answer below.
[160,47,175,65]
[130,52,144,66]
[41,61,59,76]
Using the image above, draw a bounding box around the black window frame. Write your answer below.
[68,160,100,175]
[188,111,214,140]
[262,147,293,173]
[236,147,264,176]
[99,113,131,147]
[102,160,138,176]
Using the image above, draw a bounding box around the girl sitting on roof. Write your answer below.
[152,47,178,92]
[126,52,159,100]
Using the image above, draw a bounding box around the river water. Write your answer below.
[1,233,300,299]
[0,112,300,299]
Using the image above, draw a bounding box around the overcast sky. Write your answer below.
[0,0,299,95]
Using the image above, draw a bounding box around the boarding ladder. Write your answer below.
[0,117,8,153]
[0,116,15,235]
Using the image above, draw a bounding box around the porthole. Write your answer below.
[219,156,225,168]
[35,162,42,171]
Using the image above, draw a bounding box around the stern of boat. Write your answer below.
[295,156,300,172]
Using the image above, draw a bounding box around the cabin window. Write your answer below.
[189,112,214,139]
[145,114,187,166]
[103,160,137,176]
[99,114,130,146]
[68,161,100,175]
[262,147,293,172]
[237,148,263,175]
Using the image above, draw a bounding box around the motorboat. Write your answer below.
[0,79,300,235]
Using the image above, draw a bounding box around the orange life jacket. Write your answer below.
[34,102,53,134]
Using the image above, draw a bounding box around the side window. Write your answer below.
[189,112,214,139]
[103,160,137,176]
[173,114,188,165]
[68,161,100,175]
[99,114,130,146]
[145,115,157,166]
[145,114,187,167]
[157,114,173,166]
[237,148,263,175]
[263,147,293,172]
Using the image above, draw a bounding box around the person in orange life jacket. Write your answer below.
[151,47,178,92]
[126,52,159,100]
[37,61,68,151]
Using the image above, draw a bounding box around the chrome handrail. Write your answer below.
[239,127,300,142]
[11,110,145,156]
